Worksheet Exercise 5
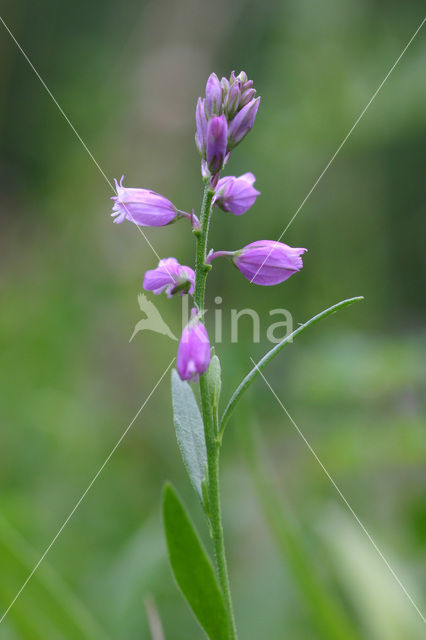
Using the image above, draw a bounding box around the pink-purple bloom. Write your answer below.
[227,97,260,149]
[214,172,260,216]
[206,115,228,174]
[143,258,195,298]
[111,176,178,227]
[177,310,211,382]
[233,241,307,285]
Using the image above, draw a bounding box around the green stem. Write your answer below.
[193,184,214,317]
[204,428,237,639]
[194,182,238,639]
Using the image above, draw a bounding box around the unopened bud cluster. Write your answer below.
[196,71,261,178]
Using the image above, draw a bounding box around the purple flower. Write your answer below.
[214,172,260,216]
[205,73,223,117]
[195,97,208,156]
[143,258,195,298]
[233,240,307,285]
[111,176,178,227]
[227,97,260,149]
[206,115,228,174]
[177,310,211,382]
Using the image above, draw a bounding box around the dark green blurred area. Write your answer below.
[0,0,425,638]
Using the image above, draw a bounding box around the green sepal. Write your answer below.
[205,354,222,416]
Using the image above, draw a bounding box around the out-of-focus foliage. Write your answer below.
[0,0,425,637]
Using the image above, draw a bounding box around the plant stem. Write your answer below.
[194,182,238,639]
[193,184,214,317]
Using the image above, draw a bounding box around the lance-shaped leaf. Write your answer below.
[162,484,229,640]
[171,370,207,500]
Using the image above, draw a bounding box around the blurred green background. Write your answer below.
[0,0,425,638]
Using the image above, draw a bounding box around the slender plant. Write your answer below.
[111,70,363,639]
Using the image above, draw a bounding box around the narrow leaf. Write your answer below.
[162,484,229,640]
[220,296,363,433]
[171,369,207,500]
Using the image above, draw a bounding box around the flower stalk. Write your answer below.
[193,184,214,316]
[194,181,238,639]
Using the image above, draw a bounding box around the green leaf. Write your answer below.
[171,369,207,501]
[162,484,229,640]
[220,296,364,434]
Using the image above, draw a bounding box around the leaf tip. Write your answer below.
[162,482,174,509]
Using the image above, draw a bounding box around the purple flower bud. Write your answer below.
[177,310,211,382]
[206,115,228,174]
[236,70,248,85]
[205,73,223,117]
[239,87,256,107]
[214,172,260,216]
[220,76,230,94]
[143,258,195,298]
[232,71,253,95]
[111,176,178,227]
[227,97,260,149]
[224,82,240,118]
[195,97,208,156]
[233,240,307,285]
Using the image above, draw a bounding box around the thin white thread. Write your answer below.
[0,15,178,273]
[249,17,426,283]
[0,358,175,624]
[250,358,426,624]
